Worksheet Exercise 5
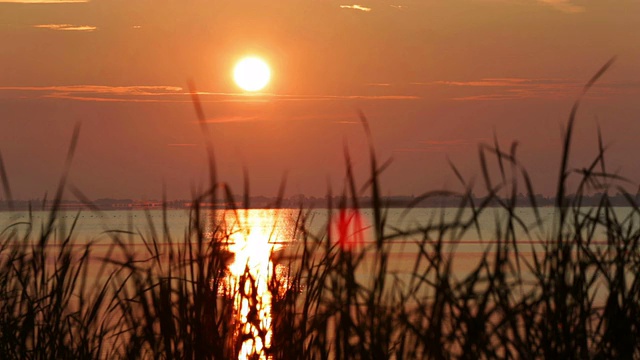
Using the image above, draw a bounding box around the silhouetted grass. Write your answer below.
[2,58,640,358]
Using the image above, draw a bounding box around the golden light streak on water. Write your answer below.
[225,209,290,360]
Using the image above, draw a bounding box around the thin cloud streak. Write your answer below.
[427,78,577,87]
[415,77,639,101]
[0,85,183,93]
[34,24,96,31]
[200,116,260,124]
[2,85,186,103]
[201,113,358,125]
[285,94,418,101]
[340,4,372,12]
[0,85,419,103]
[474,0,585,14]
[538,0,585,13]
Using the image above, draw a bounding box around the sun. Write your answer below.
[233,57,271,92]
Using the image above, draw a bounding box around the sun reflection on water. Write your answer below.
[224,209,294,360]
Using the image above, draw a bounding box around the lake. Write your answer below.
[0,206,633,359]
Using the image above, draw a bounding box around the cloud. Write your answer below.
[293,94,418,101]
[0,85,419,103]
[193,92,419,102]
[414,77,638,101]
[538,0,585,13]
[201,113,361,125]
[200,116,260,124]
[389,5,408,10]
[0,85,187,103]
[34,24,96,32]
[340,4,372,12]
[426,78,576,87]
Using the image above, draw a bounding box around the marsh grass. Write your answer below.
[2,58,640,358]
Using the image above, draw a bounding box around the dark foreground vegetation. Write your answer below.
[2,59,640,359]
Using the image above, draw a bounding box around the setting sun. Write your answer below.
[233,57,271,92]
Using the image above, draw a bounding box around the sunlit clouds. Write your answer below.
[413,78,639,101]
[0,85,419,103]
[2,78,636,104]
[0,85,184,102]
[538,0,585,13]
[1,0,639,200]
[4,78,637,103]
[199,113,358,125]
[199,115,260,124]
[340,4,371,12]
[33,24,96,32]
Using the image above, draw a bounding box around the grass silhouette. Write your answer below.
[1,58,640,358]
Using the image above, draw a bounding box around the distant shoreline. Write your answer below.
[1,193,637,212]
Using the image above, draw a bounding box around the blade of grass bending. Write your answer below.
[42,122,81,243]
[68,182,102,213]
[243,166,250,211]
[358,157,393,195]
[326,179,333,252]
[581,57,617,96]
[493,130,506,185]
[358,110,383,247]
[555,57,615,242]
[447,158,482,239]
[0,150,14,210]
[41,191,47,211]
[187,80,217,206]
[479,144,493,192]
[597,124,607,175]
[272,172,288,209]
[343,144,359,210]
[221,182,239,218]
[521,168,542,226]
[401,190,461,217]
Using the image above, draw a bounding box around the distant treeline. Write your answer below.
[1,192,638,211]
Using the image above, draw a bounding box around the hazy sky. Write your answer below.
[1,0,639,200]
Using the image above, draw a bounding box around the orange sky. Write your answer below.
[0,0,639,200]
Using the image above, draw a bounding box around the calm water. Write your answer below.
[1,206,631,359]
[0,205,627,294]
[0,206,632,265]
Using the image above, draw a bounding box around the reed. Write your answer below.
[1,58,639,358]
